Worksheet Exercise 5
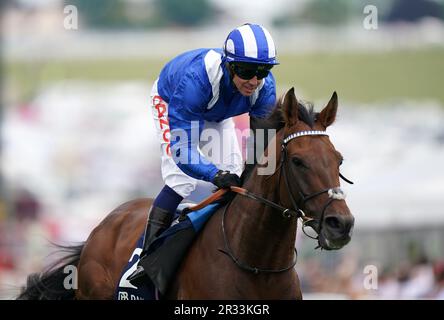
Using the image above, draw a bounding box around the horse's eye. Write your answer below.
[292,157,305,167]
[339,158,344,166]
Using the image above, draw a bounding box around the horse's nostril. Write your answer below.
[324,215,354,237]
[325,216,342,230]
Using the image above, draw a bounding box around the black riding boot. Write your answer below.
[128,206,174,286]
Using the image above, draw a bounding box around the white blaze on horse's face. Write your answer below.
[280,88,355,250]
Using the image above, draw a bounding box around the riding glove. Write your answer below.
[212,170,241,189]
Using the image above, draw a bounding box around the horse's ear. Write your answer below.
[282,87,299,127]
[318,91,338,128]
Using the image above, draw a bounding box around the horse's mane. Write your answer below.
[260,96,317,130]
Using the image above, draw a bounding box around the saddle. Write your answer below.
[140,201,221,296]
[115,198,225,300]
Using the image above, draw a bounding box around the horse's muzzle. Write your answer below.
[319,214,354,250]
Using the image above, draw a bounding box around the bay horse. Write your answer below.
[18,88,354,299]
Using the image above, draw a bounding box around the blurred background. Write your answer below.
[1,0,444,299]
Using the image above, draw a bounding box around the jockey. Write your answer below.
[128,23,279,285]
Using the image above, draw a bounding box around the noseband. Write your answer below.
[220,130,353,274]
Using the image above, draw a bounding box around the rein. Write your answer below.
[186,187,304,219]
[219,198,298,274]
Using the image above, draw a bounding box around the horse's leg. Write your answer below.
[76,199,152,299]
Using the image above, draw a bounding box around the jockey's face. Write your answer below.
[232,74,262,97]
[230,62,271,97]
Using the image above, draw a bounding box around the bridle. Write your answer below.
[280,130,351,240]
[219,130,353,274]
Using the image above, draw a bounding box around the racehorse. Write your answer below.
[17,88,354,299]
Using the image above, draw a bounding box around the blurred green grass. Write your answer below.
[276,48,444,105]
[5,48,444,105]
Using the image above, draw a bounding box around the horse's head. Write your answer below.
[279,88,354,250]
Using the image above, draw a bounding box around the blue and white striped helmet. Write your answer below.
[223,23,278,65]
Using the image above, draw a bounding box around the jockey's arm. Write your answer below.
[167,72,220,183]
[169,116,219,182]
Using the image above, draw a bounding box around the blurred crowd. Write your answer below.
[0,188,62,299]
[298,254,444,299]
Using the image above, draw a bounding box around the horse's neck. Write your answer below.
[226,151,297,270]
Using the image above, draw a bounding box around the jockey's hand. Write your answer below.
[212,170,241,189]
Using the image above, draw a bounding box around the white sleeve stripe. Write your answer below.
[204,50,224,110]
[237,25,258,59]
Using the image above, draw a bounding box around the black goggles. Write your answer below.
[231,63,272,80]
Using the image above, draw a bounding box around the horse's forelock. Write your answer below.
[262,98,316,130]
[296,101,316,128]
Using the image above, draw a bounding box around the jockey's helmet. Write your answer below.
[223,23,278,66]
